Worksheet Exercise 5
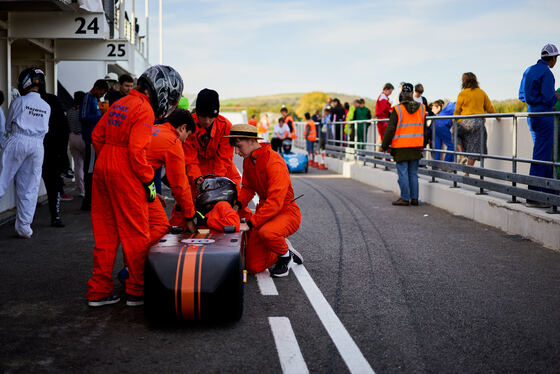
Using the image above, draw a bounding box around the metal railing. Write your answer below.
[293,112,560,213]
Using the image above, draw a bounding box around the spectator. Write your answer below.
[280,107,296,139]
[355,98,372,148]
[322,97,332,117]
[413,83,429,106]
[0,68,50,238]
[271,116,290,153]
[311,109,321,127]
[67,91,86,197]
[519,43,559,207]
[376,83,394,145]
[304,112,317,162]
[0,90,5,139]
[431,99,456,162]
[381,83,427,206]
[248,114,258,127]
[105,74,134,106]
[345,99,359,143]
[318,106,332,169]
[41,88,72,227]
[79,79,109,211]
[453,72,495,168]
[257,114,270,141]
[330,98,345,142]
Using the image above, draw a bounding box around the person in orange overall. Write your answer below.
[248,114,258,127]
[170,89,247,226]
[147,108,197,245]
[281,106,297,139]
[193,176,240,232]
[87,65,183,307]
[226,124,303,277]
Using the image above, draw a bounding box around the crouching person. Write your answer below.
[193,176,240,232]
[381,83,428,206]
[226,124,302,277]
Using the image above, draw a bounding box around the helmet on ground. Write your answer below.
[137,65,183,119]
[195,176,238,214]
[18,67,46,95]
[282,139,292,154]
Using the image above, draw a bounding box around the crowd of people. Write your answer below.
[0,65,303,308]
[0,43,558,304]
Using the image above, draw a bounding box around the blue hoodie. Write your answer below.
[518,59,557,112]
[434,102,456,128]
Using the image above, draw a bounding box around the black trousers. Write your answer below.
[42,166,63,220]
[83,142,95,208]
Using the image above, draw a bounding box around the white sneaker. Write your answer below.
[286,239,303,265]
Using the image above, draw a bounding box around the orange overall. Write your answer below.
[170,114,246,225]
[238,143,301,273]
[87,89,155,300]
[206,201,241,232]
[147,122,196,245]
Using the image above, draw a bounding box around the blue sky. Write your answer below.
[141,0,558,102]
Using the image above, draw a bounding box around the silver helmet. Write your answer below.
[137,65,183,119]
[17,67,46,95]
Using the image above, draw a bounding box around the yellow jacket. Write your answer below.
[454,88,495,118]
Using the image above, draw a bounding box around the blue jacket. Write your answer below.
[79,92,102,144]
[519,59,557,112]
[435,102,456,128]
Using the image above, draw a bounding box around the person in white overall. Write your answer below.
[0,68,51,238]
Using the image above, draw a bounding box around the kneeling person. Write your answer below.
[226,124,302,277]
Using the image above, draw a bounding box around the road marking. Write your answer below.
[269,317,309,374]
[292,264,376,374]
[256,269,279,295]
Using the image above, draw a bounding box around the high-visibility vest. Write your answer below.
[285,115,297,139]
[305,120,317,141]
[391,103,425,148]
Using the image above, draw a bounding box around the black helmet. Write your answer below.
[195,176,237,214]
[18,67,46,95]
[137,65,183,119]
[282,139,292,154]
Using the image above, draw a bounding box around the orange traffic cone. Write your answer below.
[318,151,327,170]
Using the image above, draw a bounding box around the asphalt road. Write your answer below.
[1,162,560,373]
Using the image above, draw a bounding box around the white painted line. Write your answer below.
[255,269,279,296]
[269,317,309,374]
[293,265,376,374]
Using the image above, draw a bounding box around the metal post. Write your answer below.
[158,0,163,64]
[373,120,377,168]
[145,0,149,62]
[452,119,458,188]
[509,116,518,203]
[431,116,437,183]
[476,119,487,195]
[353,122,357,161]
[548,115,559,214]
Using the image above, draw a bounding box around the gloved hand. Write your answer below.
[142,180,157,202]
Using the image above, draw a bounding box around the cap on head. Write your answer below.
[104,72,118,82]
[195,88,219,118]
[401,83,414,93]
[541,43,559,58]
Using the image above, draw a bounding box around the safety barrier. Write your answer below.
[293,112,560,213]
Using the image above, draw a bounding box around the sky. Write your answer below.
[138,0,559,102]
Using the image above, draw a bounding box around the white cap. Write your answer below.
[541,43,559,58]
[104,72,118,81]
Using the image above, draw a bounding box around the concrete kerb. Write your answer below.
[325,156,560,251]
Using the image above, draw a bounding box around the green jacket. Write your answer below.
[381,100,428,162]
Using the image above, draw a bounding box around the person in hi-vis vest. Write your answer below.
[381,83,428,207]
